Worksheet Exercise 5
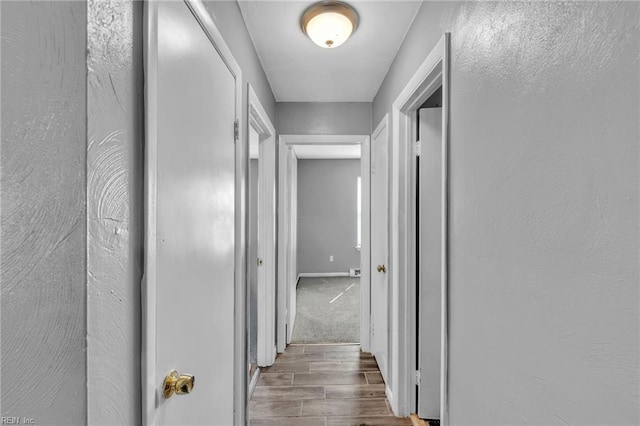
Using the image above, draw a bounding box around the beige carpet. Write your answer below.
[291,276,360,344]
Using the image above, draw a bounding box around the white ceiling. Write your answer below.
[293,144,361,159]
[238,1,422,102]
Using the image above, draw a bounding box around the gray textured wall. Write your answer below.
[1,2,87,424]
[374,1,639,424]
[277,102,371,135]
[297,160,361,274]
[86,0,144,424]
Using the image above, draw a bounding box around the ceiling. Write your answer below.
[238,1,422,102]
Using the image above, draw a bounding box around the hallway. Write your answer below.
[250,344,412,425]
[2,1,638,424]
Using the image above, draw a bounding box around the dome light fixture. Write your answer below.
[300,1,359,49]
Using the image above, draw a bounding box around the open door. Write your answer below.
[417,107,443,419]
[250,87,277,367]
[370,116,390,382]
[144,1,243,424]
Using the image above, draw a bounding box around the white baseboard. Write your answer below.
[248,368,260,399]
[386,385,398,416]
[297,272,350,279]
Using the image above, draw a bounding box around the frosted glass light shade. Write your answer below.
[301,2,358,49]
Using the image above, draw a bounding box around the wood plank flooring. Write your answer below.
[250,344,412,426]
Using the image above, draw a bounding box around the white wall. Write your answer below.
[1,2,87,423]
[297,159,361,274]
[373,1,639,424]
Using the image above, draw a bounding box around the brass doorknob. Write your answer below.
[376,265,386,273]
[163,370,195,399]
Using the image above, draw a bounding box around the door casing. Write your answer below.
[389,33,450,422]
[247,85,277,368]
[276,134,372,353]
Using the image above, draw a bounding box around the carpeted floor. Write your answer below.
[291,276,360,344]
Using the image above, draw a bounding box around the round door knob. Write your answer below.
[376,265,386,273]
[163,370,195,399]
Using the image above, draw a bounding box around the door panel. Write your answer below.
[417,107,443,419]
[155,1,236,424]
[370,120,389,382]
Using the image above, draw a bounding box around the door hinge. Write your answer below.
[415,369,421,386]
[234,119,239,142]
[414,140,422,157]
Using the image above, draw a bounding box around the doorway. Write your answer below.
[246,85,277,398]
[416,87,443,421]
[292,151,363,344]
[388,33,450,421]
[277,135,372,352]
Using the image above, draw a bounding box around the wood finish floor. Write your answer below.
[250,344,413,426]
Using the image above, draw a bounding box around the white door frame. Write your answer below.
[142,1,244,424]
[389,33,450,422]
[277,134,372,352]
[247,85,277,367]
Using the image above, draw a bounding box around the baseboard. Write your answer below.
[386,385,397,416]
[248,368,260,399]
[297,272,350,278]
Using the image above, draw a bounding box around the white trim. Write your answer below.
[277,134,371,354]
[248,368,260,400]
[389,33,450,422]
[142,2,157,423]
[280,134,366,145]
[297,272,350,278]
[277,141,288,352]
[142,1,244,424]
[385,386,395,413]
[248,85,277,369]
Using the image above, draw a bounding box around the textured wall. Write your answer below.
[373,1,639,424]
[277,102,372,135]
[297,160,361,274]
[86,0,144,424]
[1,2,87,424]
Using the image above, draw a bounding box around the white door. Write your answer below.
[287,149,298,343]
[417,107,443,419]
[370,118,389,382]
[146,1,238,424]
[256,125,277,367]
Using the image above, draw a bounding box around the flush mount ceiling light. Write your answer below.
[301,1,359,49]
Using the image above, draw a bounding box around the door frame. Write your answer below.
[142,1,244,424]
[277,134,372,352]
[389,33,450,422]
[247,85,277,367]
